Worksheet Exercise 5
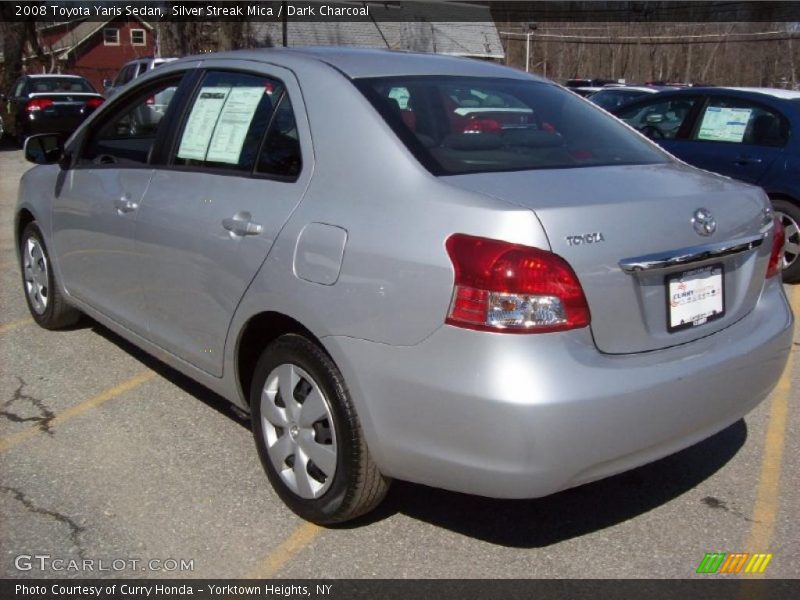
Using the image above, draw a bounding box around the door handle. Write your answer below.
[114,197,138,213]
[222,212,262,237]
[735,156,763,166]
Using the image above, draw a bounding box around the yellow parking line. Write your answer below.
[742,285,799,578]
[0,317,33,335]
[0,370,156,453]
[246,522,321,579]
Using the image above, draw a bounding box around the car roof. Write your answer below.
[27,74,85,79]
[719,87,800,100]
[593,86,660,93]
[175,46,542,81]
[653,86,800,101]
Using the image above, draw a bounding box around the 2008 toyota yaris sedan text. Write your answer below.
[15,48,794,524]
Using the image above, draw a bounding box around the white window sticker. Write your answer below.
[697,106,752,143]
[206,87,264,164]
[177,87,231,161]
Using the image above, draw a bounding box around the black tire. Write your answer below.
[771,199,800,284]
[250,334,390,524]
[19,222,81,329]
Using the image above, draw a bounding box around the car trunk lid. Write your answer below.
[27,92,102,116]
[444,162,772,354]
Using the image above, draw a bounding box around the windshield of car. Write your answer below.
[356,76,669,175]
[590,89,651,110]
[28,77,95,94]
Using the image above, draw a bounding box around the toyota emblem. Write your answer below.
[692,208,716,237]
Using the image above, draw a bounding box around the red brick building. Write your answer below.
[26,18,156,91]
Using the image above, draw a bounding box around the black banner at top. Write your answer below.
[2,1,800,23]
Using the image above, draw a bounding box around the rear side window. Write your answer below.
[356,76,668,176]
[174,71,284,173]
[691,97,789,147]
[256,93,302,179]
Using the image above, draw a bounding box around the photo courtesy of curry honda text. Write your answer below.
[15,48,794,524]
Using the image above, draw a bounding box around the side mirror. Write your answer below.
[24,134,64,165]
[103,79,113,90]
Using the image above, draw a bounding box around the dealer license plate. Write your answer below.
[667,264,725,333]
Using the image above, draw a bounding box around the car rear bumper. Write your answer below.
[323,276,793,498]
[24,113,86,136]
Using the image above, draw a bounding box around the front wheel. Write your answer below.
[19,222,81,329]
[250,334,390,524]
[772,199,800,283]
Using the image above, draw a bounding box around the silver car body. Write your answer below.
[16,48,793,499]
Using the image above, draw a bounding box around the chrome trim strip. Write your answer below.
[619,233,766,273]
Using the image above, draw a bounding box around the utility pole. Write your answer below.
[525,23,537,73]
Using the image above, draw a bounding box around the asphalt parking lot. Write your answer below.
[0,141,798,580]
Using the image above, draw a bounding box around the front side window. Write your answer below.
[80,76,182,166]
[104,28,120,46]
[13,79,25,97]
[692,97,789,147]
[357,76,669,176]
[174,71,284,173]
[617,97,698,140]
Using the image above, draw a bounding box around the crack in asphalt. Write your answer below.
[701,495,758,523]
[0,377,55,435]
[0,485,87,559]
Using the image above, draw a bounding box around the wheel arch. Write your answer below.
[234,311,326,408]
[15,208,37,256]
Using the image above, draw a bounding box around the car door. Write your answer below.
[52,71,188,332]
[135,64,311,377]
[672,95,788,184]
[4,78,27,137]
[614,94,702,157]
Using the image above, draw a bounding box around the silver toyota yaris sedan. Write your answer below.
[15,48,793,524]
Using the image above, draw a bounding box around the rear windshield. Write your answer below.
[590,89,651,110]
[27,77,95,94]
[356,76,669,175]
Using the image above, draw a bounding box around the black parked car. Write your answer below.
[0,75,104,146]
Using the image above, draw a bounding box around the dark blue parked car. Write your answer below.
[613,87,800,282]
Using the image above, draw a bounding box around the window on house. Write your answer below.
[131,29,146,46]
[103,28,120,46]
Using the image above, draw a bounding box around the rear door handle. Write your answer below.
[222,212,262,237]
[114,196,138,214]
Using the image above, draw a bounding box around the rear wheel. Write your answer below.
[250,334,390,524]
[772,199,800,283]
[19,222,81,329]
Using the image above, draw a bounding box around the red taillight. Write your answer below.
[26,98,54,112]
[766,215,785,278]
[145,95,155,106]
[445,234,591,333]
[85,97,104,109]
[463,117,502,134]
